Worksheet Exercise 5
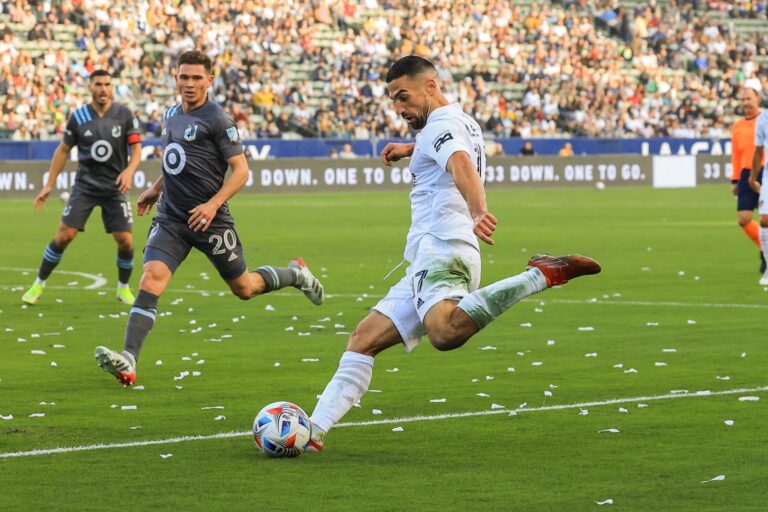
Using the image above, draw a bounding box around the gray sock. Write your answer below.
[38,240,64,280]
[117,249,134,284]
[254,266,299,292]
[123,290,159,362]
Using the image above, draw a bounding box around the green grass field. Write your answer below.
[0,185,766,511]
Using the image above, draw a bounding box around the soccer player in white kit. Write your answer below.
[305,56,601,451]
[749,106,768,285]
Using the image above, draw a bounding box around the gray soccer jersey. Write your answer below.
[158,100,243,222]
[63,103,141,196]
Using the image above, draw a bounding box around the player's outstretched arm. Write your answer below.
[34,142,71,211]
[749,145,764,194]
[447,151,497,245]
[381,142,415,166]
[137,175,164,216]
[116,142,142,193]
[188,153,249,232]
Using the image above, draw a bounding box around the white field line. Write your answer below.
[1,386,765,460]
[0,267,107,290]
[2,280,768,311]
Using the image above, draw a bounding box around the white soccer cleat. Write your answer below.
[94,346,136,387]
[290,258,324,305]
[760,271,768,286]
[304,422,326,452]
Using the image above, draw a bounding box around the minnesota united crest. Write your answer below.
[112,125,122,137]
[184,123,198,141]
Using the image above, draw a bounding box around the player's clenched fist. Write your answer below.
[473,212,497,245]
[381,142,415,166]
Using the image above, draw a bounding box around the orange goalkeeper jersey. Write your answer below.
[731,113,765,181]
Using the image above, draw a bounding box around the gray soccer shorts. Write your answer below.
[61,185,133,233]
[143,215,247,280]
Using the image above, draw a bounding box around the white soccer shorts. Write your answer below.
[759,178,768,215]
[373,234,481,352]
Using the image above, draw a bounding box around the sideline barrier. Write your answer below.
[0,155,731,198]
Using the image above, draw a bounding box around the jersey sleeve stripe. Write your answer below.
[73,109,83,125]
[83,106,92,122]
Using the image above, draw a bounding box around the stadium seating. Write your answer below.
[0,0,766,141]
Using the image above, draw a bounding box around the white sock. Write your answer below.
[310,351,374,433]
[761,227,768,270]
[34,277,45,286]
[118,281,130,289]
[457,268,547,329]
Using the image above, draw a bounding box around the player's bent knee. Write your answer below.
[231,286,252,300]
[426,328,469,352]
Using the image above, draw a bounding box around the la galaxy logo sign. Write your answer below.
[112,125,121,138]
[184,123,198,141]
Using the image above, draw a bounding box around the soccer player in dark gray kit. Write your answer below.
[23,69,142,306]
[95,50,324,386]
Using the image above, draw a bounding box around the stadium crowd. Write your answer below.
[0,0,767,142]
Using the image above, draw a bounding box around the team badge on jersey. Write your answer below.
[184,124,199,141]
[432,130,454,152]
[226,126,239,142]
[112,125,122,138]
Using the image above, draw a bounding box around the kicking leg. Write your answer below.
[426,254,601,350]
[307,311,403,450]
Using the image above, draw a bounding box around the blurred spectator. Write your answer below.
[520,141,536,156]
[558,142,574,157]
[339,143,357,159]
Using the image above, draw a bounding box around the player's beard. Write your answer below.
[410,102,431,130]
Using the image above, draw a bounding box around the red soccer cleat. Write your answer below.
[527,254,601,287]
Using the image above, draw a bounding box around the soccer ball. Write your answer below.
[252,401,311,458]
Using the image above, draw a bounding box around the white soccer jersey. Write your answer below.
[404,103,486,262]
[755,110,768,148]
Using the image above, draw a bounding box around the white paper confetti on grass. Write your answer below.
[596,499,614,506]
[624,368,638,374]
[520,322,532,328]
[192,371,202,377]
[740,352,747,358]
[738,396,760,402]
[724,420,734,426]
[547,340,555,346]
[637,404,649,408]
[372,409,382,415]
[479,346,497,351]
[121,405,137,410]
[30,350,46,355]
[613,363,624,369]
[531,361,543,367]
[213,415,226,421]
[716,375,730,380]
[301,358,320,363]
[430,398,446,403]
[578,326,595,331]
[284,326,294,331]
[579,409,588,416]
[160,454,173,459]
[477,393,490,397]
[655,362,668,367]
[701,475,725,484]
[1,414,13,420]
[155,360,163,366]
[264,304,275,311]
[598,428,620,434]
[298,332,311,336]
[274,362,280,367]
[670,390,688,394]
[39,402,56,406]
[687,320,697,325]
[29,413,45,418]
[50,362,58,367]
[392,427,404,432]
[662,348,677,353]
[490,404,505,410]
[201,406,224,410]
[618,407,628,414]
[585,352,598,358]
[507,367,515,373]
[385,368,399,373]
[52,344,65,349]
